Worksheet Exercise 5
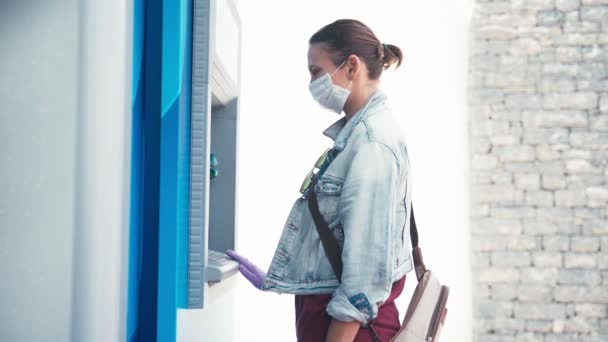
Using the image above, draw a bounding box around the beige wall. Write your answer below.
[469,0,608,340]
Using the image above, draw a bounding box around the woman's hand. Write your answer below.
[226,249,266,290]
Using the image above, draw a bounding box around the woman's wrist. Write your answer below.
[325,318,361,342]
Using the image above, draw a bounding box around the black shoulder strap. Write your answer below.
[308,190,427,283]
[409,203,427,281]
[410,202,419,248]
[307,190,343,281]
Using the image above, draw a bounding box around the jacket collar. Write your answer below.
[322,88,387,151]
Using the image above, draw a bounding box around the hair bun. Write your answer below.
[379,43,388,64]
[381,43,403,70]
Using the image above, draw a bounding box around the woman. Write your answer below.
[227,19,414,342]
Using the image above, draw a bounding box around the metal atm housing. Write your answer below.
[188,0,242,308]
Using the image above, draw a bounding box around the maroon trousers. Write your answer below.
[295,275,406,342]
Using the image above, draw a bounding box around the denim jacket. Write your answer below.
[261,88,414,327]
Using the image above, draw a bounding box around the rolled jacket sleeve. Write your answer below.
[326,141,401,327]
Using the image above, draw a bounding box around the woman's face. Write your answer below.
[307,43,353,87]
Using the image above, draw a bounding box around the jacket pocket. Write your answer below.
[269,201,305,279]
[313,176,343,216]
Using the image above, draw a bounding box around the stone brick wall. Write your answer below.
[468,0,608,341]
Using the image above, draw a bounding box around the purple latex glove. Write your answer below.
[226,249,266,290]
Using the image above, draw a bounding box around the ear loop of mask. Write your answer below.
[330,59,352,90]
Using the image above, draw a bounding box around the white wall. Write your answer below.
[235,1,473,341]
[0,1,79,340]
[0,1,132,341]
[178,277,237,342]
[72,0,132,340]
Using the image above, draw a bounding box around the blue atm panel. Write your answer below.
[127,0,193,341]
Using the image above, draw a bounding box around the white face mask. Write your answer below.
[308,59,352,114]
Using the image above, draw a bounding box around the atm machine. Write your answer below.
[189,0,242,300]
[128,0,242,341]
